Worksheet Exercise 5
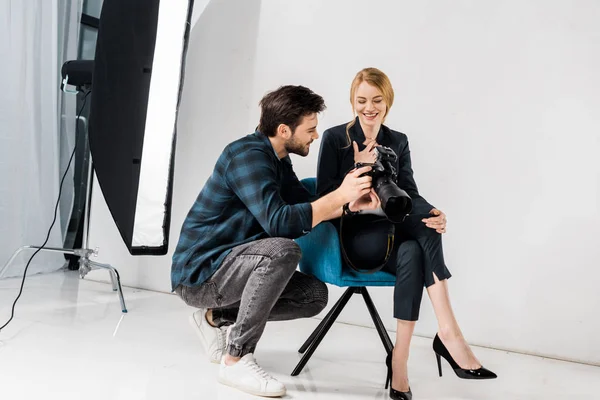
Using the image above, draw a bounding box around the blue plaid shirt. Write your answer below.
[171,131,314,290]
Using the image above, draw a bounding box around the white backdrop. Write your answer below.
[0,0,81,279]
[87,0,600,365]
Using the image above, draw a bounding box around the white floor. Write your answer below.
[0,271,598,400]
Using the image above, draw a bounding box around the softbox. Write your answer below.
[89,0,193,255]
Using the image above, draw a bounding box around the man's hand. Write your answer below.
[337,165,373,203]
[310,165,372,227]
[349,189,380,212]
[352,141,378,164]
[422,208,447,234]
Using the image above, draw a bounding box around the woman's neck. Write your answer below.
[359,121,381,140]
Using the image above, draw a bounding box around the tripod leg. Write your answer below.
[0,246,31,279]
[108,270,118,291]
[88,260,128,313]
[0,245,75,279]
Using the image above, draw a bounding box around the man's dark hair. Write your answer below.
[258,85,326,137]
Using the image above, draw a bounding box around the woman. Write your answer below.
[316,68,496,400]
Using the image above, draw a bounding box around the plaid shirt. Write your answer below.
[171,131,314,290]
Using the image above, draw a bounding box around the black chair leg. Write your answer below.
[298,288,350,354]
[361,287,394,354]
[291,287,355,376]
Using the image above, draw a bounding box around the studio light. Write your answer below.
[0,0,195,321]
[89,0,194,255]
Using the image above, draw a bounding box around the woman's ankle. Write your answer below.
[390,363,410,392]
[392,348,409,364]
[438,324,464,341]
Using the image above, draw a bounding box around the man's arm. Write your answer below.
[310,166,373,227]
[283,155,373,226]
[226,149,314,238]
[310,190,345,227]
[227,149,372,236]
[312,191,379,224]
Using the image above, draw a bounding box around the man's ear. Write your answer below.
[276,123,292,139]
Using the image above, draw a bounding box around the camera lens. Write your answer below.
[375,179,412,223]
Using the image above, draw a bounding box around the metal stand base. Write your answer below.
[0,245,127,313]
[0,128,127,313]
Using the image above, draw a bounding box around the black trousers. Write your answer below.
[339,213,452,321]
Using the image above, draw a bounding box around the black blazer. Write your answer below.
[316,117,435,215]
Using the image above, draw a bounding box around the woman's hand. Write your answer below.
[349,189,381,212]
[352,141,378,164]
[422,209,447,234]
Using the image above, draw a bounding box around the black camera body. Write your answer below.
[356,145,412,223]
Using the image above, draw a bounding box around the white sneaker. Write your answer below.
[189,309,227,363]
[218,353,286,397]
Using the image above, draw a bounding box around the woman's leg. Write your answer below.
[393,320,415,392]
[384,240,425,391]
[427,273,480,369]
[398,215,481,369]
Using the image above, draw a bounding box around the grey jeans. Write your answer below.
[175,237,328,357]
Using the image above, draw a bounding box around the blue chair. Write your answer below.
[291,177,395,376]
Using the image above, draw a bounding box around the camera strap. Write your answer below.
[339,210,395,274]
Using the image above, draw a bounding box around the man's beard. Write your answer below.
[285,138,309,157]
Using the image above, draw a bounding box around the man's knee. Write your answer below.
[261,237,301,258]
[278,238,302,255]
[250,238,301,279]
[270,238,302,270]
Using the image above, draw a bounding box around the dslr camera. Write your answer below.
[355,145,412,223]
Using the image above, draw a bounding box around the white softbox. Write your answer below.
[89,0,193,255]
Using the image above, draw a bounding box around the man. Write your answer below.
[172,85,377,397]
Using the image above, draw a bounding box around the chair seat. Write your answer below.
[296,221,395,286]
[338,268,396,286]
[294,177,395,287]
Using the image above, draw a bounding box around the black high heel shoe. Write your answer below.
[385,353,413,400]
[433,334,497,380]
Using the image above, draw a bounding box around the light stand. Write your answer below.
[0,62,127,313]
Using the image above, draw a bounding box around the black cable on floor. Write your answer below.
[0,90,91,331]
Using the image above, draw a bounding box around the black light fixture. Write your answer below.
[0,0,194,321]
[60,60,94,92]
[89,0,194,255]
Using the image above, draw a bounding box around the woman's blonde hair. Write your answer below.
[345,67,394,146]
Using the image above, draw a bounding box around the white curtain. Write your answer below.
[0,0,82,278]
